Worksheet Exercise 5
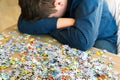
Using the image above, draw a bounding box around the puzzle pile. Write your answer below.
[0,31,120,80]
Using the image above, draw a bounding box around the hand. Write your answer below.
[57,18,75,29]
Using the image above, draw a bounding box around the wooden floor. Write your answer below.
[0,0,20,32]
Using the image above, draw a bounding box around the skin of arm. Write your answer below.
[57,18,75,29]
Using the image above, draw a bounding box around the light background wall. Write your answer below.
[0,0,20,31]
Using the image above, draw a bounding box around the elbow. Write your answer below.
[70,37,95,51]
[81,43,93,51]
[17,16,25,33]
[82,37,95,51]
[17,22,22,33]
[17,19,31,34]
[77,41,94,51]
[78,31,97,51]
[17,22,25,33]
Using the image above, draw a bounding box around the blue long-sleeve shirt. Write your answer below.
[18,0,117,51]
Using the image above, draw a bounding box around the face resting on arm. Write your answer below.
[18,0,75,29]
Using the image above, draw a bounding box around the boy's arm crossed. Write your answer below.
[18,15,75,34]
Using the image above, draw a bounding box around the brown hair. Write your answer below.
[18,0,57,21]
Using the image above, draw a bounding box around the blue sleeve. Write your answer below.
[50,0,104,51]
[17,15,58,35]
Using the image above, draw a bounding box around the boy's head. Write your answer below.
[19,0,68,21]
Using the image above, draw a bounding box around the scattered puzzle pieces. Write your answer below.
[0,31,120,80]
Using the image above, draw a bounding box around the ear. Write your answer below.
[54,0,63,7]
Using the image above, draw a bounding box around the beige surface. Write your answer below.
[0,0,20,32]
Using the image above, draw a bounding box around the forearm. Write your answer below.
[18,15,75,34]
[57,18,75,29]
[18,15,58,34]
